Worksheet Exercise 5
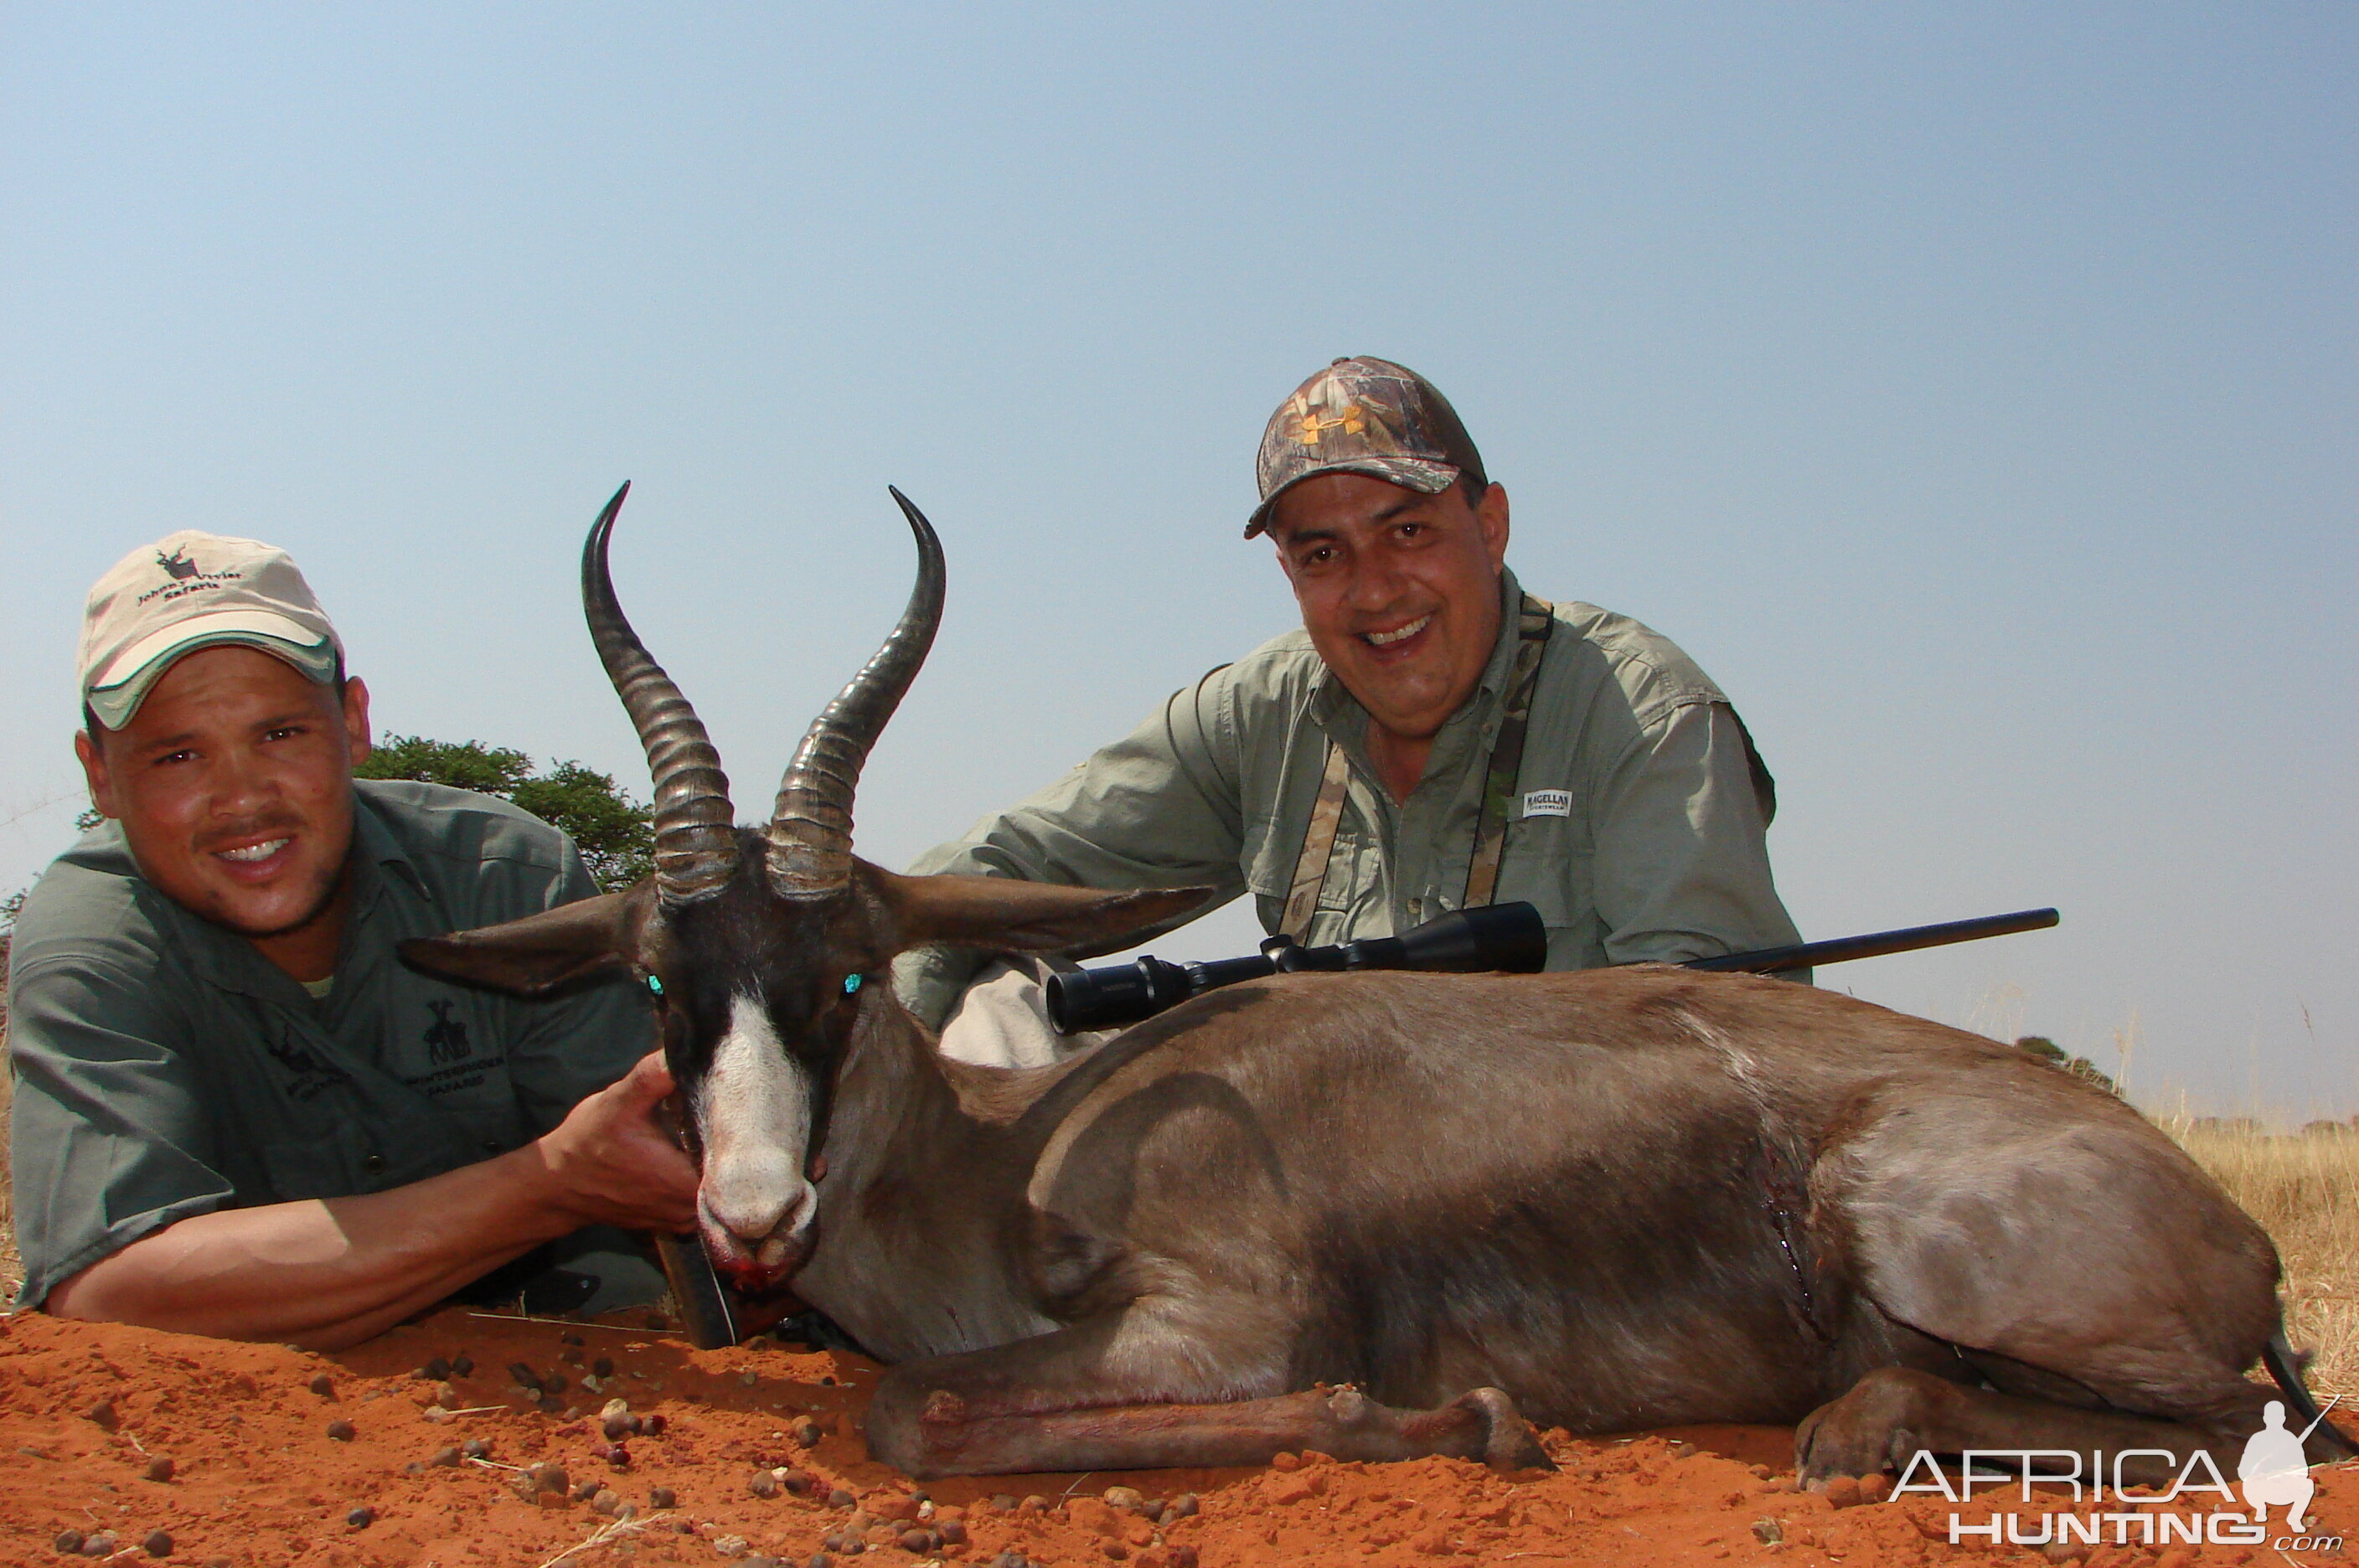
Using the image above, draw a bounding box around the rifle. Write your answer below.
[1046,903,2062,1033]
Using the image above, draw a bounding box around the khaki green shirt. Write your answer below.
[5,780,652,1307]
[896,569,1802,1025]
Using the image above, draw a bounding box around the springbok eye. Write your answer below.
[843,973,864,996]
[645,976,664,998]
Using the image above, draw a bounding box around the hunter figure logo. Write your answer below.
[1896,1395,2341,1554]
[423,999,474,1065]
[2243,1399,2319,1533]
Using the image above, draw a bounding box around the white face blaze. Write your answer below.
[693,991,819,1276]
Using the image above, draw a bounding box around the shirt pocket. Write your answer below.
[1316,824,1379,914]
[1494,843,1608,971]
[1245,811,1384,945]
[1241,810,1295,902]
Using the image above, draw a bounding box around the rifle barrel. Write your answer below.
[1683,908,2059,976]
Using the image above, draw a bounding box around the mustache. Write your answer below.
[194,812,307,856]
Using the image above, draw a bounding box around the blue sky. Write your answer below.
[3,4,2351,1112]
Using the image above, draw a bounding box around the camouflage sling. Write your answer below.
[1279,740,1355,939]
[1463,593,1556,908]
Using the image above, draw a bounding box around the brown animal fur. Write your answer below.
[789,955,2305,1480]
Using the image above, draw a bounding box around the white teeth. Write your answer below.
[1365,615,1432,647]
[219,838,290,863]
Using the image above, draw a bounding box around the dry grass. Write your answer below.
[2167,1116,2359,1398]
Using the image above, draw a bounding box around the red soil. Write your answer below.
[3,1306,2353,1567]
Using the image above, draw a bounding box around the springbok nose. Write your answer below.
[702,1150,810,1244]
[695,993,818,1251]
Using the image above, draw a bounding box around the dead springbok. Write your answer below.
[403,484,2346,1483]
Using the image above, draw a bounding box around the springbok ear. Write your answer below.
[398,890,641,998]
[876,870,1213,958]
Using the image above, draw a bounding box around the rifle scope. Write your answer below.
[1045,901,1550,1034]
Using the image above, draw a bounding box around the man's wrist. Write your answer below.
[493,1140,596,1243]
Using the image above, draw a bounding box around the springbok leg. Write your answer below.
[865,1322,1551,1478]
[1795,1365,2256,1486]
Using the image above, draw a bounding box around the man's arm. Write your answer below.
[895,671,1252,1026]
[45,1052,698,1350]
[1587,699,1806,967]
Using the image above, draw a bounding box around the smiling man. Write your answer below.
[897,356,1804,1061]
[4,532,699,1347]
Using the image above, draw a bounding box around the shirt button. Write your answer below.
[361,1153,386,1176]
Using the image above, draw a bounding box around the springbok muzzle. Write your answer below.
[693,993,822,1288]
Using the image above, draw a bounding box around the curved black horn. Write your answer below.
[766,487,945,895]
[581,482,741,901]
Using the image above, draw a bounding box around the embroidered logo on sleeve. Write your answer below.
[1521,789,1572,819]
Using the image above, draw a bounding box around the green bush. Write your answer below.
[2016,1034,2119,1096]
[358,735,654,892]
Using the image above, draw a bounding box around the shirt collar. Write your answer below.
[348,787,433,911]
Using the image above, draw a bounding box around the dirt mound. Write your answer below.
[4,1307,2354,1566]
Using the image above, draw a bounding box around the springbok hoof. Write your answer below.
[1458,1387,1556,1473]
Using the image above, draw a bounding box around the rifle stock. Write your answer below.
[652,1230,739,1349]
[653,1093,741,1349]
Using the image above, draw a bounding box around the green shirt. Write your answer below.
[5,780,652,1307]
[896,569,1803,1025]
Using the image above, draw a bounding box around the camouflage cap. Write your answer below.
[79,530,343,730]
[1246,356,1487,539]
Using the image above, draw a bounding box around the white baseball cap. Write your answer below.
[80,530,343,730]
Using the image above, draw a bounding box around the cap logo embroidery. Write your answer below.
[1285,373,1413,457]
[1291,397,1365,447]
[133,548,246,607]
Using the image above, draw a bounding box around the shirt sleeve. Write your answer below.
[6,957,235,1308]
[1586,699,1807,969]
[497,844,657,1137]
[892,672,1252,1028]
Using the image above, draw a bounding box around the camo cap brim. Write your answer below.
[1246,356,1487,539]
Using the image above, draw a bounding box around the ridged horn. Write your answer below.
[765,487,945,895]
[581,482,740,901]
